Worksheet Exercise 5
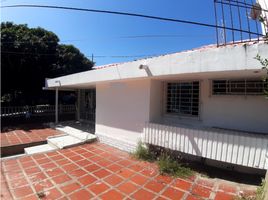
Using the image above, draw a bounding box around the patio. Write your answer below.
[0,124,61,156]
[1,142,257,200]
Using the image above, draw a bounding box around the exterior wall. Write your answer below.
[149,75,268,134]
[201,79,268,133]
[95,79,151,139]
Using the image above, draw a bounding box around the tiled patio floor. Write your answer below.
[1,124,61,147]
[1,142,257,200]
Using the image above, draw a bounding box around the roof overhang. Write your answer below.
[45,42,268,89]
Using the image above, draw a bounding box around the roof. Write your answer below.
[45,41,267,89]
[92,39,265,70]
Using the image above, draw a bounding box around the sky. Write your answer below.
[1,0,261,66]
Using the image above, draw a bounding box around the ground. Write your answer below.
[1,141,257,200]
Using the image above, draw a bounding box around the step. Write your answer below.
[55,126,97,141]
[47,135,85,149]
[24,144,57,155]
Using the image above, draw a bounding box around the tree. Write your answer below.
[1,22,94,105]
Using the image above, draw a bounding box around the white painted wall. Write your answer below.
[95,79,151,140]
[149,75,268,134]
[201,79,268,133]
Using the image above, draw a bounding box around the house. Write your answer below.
[45,41,268,173]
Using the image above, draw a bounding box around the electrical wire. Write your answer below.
[1,4,264,36]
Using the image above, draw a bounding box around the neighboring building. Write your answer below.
[45,42,268,172]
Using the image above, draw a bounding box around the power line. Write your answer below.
[1,4,264,36]
[1,34,214,44]
[1,50,160,58]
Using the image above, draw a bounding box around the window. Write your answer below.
[212,79,266,95]
[166,81,199,117]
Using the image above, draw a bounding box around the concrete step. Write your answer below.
[55,126,97,141]
[24,144,57,155]
[47,135,85,149]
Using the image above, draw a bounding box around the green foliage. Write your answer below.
[256,180,266,200]
[235,180,266,200]
[157,154,193,178]
[255,54,268,98]
[132,142,155,162]
[1,21,94,105]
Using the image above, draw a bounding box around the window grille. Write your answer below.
[166,81,199,117]
[212,79,266,95]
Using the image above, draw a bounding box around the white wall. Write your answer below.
[95,79,151,140]
[149,75,268,134]
[201,79,268,133]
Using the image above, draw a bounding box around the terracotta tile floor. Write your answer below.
[1,142,257,200]
[1,124,61,147]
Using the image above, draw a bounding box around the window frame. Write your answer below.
[211,78,266,96]
[163,80,201,119]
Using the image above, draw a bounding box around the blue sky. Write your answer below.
[1,0,259,65]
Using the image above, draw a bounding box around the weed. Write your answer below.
[157,154,193,178]
[132,141,155,162]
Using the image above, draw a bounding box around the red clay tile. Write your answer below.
[88,181,110,195]
[50,154,65,161]
[162,187,185,200]
[104,174,124,186]
[215,192,235,200]
[97,159,113,167]
[130,174,148,185]
[12,186,34,198]
[61,163,79,172]
[78,174,97,186]
[9,177,29,189]
[89,155,104,163]
[35,158,50,165]
[32,179,54,192]
[100,189,124,200]
[117,168,135,178]
[155,175,174,185]
[45,168,64,177]
[93,169,111,179]
[28,172,47,183]
[106,163,123,172]
[131,188,155,200]
[117,181,139,194]
[24,167,41,175]
[117,159,134,167]
[52,174,71,184]
[19,194,39,200]
[60,182,81,194]
[145,180,166,193]
[42,188,62,199]
[20,161,36,169]
[76,159,92,167]
[70,155,84,162]
[69,189,92,200]
[40,162,57,170]
[192,184,211,198]
[69,169,87,178]
[84,163,100,172]
[55,159,70,166]
[172,178,192,191]
[185,194,203,200]
[140,167,158,177]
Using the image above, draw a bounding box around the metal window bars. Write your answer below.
[213,0,267,46]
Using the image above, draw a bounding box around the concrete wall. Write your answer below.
[95,79,151,137]
[201,79,268,133]
[149,75,268,134]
